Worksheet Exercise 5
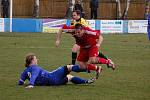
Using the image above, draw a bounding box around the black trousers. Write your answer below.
[2,6,9,18]
[91,8,97,19]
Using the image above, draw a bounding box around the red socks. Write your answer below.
[97,57,110,64]
[86,58,110,71]
[86,64,97,71]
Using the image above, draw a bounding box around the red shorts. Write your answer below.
[77,46,98,62]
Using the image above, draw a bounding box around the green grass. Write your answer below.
[0,33,150,100]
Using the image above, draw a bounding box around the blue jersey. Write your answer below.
[18,65,68,86]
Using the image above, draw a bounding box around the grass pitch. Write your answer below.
[0,33,150,100]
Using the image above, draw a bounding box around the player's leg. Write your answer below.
[50,66,72,85]
[97,57,115,69]
[88,46,116,70]
[98,51,108,60]
[51,66,70,81]
[57,66,96,85]
[76,47,100,72]
[86,63,102,79]
[67,75,96,84]
[78,60,103,77]
[72,44,80,65]
[67,64,87,72]
[66,62,100,74]
[98,50,115,68]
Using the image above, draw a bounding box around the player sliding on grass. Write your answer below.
[18,53,99,88]
[56,23,116,79]
[57,10,110,65]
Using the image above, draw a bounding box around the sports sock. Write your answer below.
[98,51,108,59]
[86,64,97,71]
[71,65,86,72]
[70,76,87,84]
[97,57,110,64]
[72,52,77,65]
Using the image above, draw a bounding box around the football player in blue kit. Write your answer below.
[18,53,102,88]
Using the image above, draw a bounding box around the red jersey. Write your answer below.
[62,25,100,48]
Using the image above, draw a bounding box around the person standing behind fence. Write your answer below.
[90,0,98,19]
[1,0,9,18]
[74,0,85,18]
[0,0,1,17]
[148,14,150,41]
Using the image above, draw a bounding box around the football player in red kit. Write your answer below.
[56,24,115,79]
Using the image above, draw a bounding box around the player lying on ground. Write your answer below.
[18,53,100,88]
[56,23,116,79]
[57,10,110,65]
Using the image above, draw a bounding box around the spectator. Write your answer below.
[74,0,85,18]
[33,0,39,18]
[148,14,150,40]
[90,0,99,19]
[0,0,1,17]
[1,0,9,18]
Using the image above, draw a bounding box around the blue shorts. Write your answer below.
[50,66,70,85]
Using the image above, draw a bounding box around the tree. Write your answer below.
[65,0,75,18]
[122,0,131,19]
[116,0,131,20]
[33,0,39,18]
[116,0,122,19]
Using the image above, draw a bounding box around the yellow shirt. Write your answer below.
[71,18,89,27]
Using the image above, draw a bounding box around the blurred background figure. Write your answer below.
[145,0,150,19]
[90,0,98,19]
[1,0,9,18]
[74,0,85,18]
[33,0,39,18]
[0,0,1,17]
[65,0,75,19]
[148,14,150,40]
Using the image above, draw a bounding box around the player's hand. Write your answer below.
[55,40,60,47]
[96,44,101,48]
[25,85,34,89]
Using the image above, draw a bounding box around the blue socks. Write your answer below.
[71,76,87,84]
[71,65,86,72]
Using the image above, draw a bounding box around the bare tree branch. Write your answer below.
[116,0,122,19]
[122,0,131,19]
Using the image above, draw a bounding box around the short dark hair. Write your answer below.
[73,10,81,16]
[75,23,83,29]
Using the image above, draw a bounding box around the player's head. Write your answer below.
[25,53,38,67]
[72,10,81,20]
[74,23,84,37]
[76,0,81,4]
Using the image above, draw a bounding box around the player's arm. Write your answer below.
[55,25,75,47]
[26,67,40,88]
[96,34,103,48]
[18,69,28,85]
[56,27,63,47]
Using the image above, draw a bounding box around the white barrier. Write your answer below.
[128,20,148,33]
[100,20,123,34]
[0,18,4,32]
